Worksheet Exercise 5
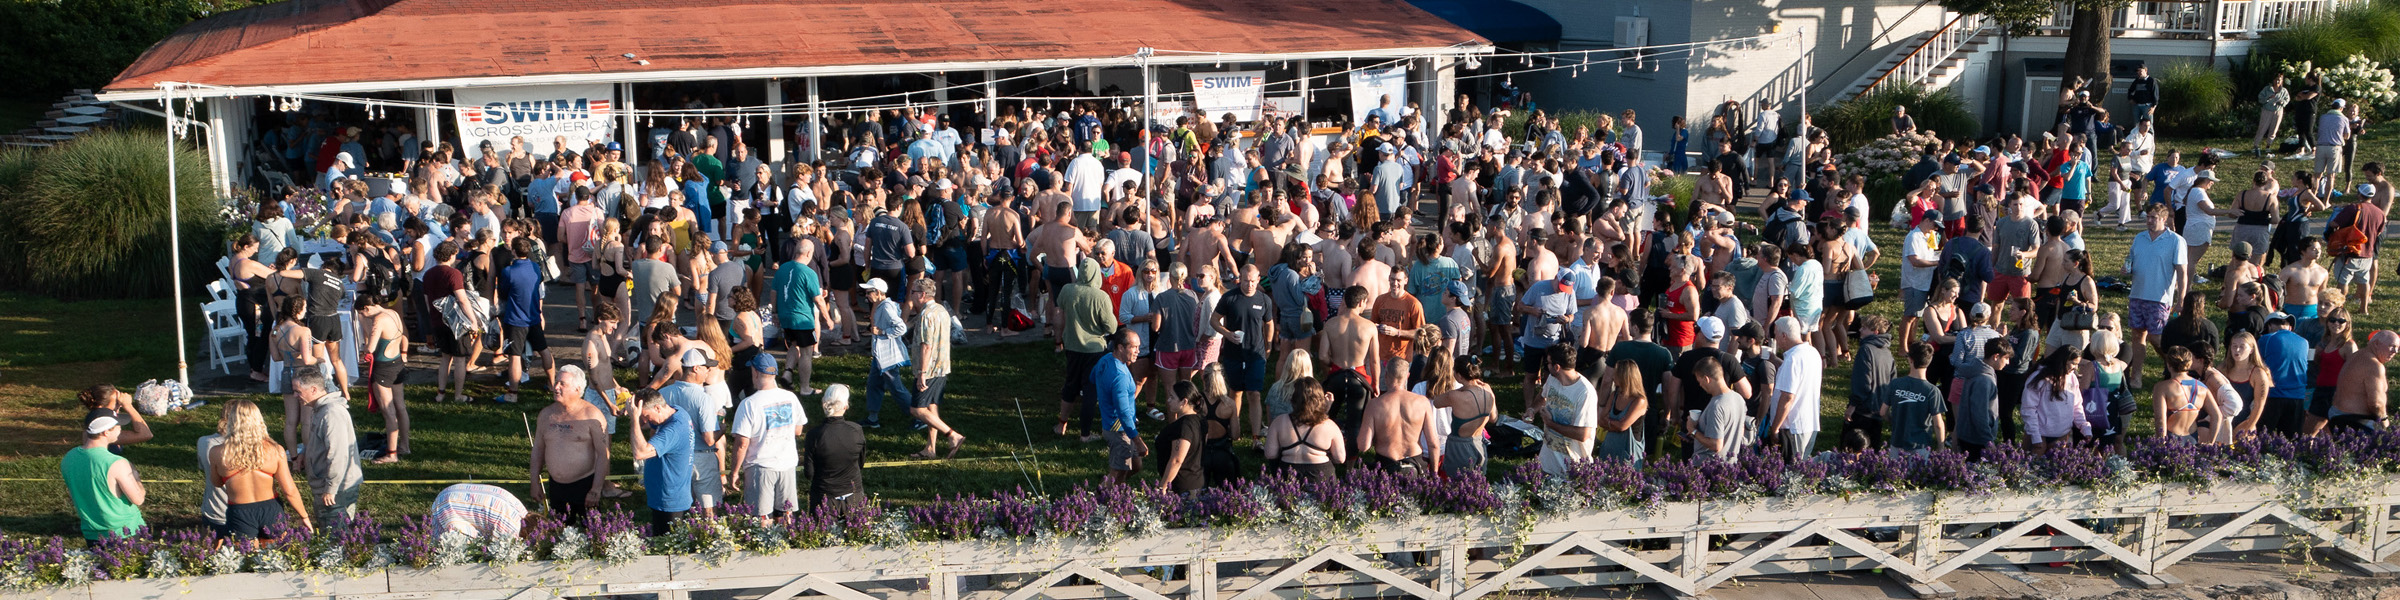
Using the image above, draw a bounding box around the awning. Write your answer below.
[1405,0,1562,44]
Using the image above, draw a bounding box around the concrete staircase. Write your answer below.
[1837,14,1991,102]
[2,89,122,149]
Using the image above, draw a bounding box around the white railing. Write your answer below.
[19,482,2400,600]
[1857,13,1988,97]
[2029,0,2358,39]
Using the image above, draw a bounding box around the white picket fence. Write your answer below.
[18,480,2400,600]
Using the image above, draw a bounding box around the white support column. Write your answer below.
[1084,66,1102,93]
[620,83,640,177]
[808,77,824,163]
[411,89,442,147]
[933,72,950,105]
[983,70,998,127]
[766,79,787,176]
[1434,55,1459,120]
[1417,56,1439,120]
[204,97,237,197]
[1297,61,1311,124]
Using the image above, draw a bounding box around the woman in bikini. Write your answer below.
[1192,364,1243,488]
[1432,355,1495,479]
[272,296,323,447]
[1262,377,1345,481]
[2152,347,2227,444]
[2306,306,2359,436]
[208,399,311,540]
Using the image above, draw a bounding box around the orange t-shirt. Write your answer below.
[1371,292,1425,362]
[1100,260,1135,311]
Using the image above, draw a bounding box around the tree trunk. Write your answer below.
[2063,4,2114,101]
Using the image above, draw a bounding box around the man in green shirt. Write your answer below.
[692,137,729,228]
[773,239,829,396]
[62,415,146,540]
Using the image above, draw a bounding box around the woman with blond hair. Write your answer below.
[1262,348,1314,430]
[208,399,311,539]
[1191,364,1242,487]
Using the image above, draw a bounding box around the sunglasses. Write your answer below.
[2329,318,2351,324]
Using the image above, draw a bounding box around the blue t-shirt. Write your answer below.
[529,177,562,215]
[2060,159,2093,200]
[642,410,695,513]
[2260,329,2311,399]
[497,259,543,327]
[773,261,822,330]
[2125,230,2186,303]
[660,381,718,444]
[680,179,715,233]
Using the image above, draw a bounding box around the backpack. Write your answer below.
[2328,205,2371,258]
[360,251,404,302]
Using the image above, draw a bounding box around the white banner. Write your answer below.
[1189,70,1266,122]
[453,83,617,160]
[1348,67,1409,125]
[1264,96,1304,120]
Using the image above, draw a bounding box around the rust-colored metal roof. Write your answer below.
[107,0,1486,93]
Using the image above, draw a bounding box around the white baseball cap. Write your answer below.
[1697,316,1726,342]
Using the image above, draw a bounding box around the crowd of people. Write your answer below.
[57,82,2398,544]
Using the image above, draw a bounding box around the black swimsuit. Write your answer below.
[1273,423,1338,480]
[1200,397,1241,487]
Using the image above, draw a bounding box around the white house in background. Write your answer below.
[1501,0,1950,159]
[1485,0,2359,160]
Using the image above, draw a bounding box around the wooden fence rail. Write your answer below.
[18,481,2400,600]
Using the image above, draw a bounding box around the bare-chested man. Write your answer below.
[1352,237,1393,309]
[1183,211,1238,281]
[983,190,1027,335]
[2281,237,2329,320]
[2330,330,2398,433]
[357,293,411,463]
[530,365,610,524]
[1249,204,1296,272]
[1578,278,1629,356]
[1320,284,1381,389]
[1030,200,1088,337]
[1355,361,1441,473]
[1523,228,1560,285]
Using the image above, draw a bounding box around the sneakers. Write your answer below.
[495,394,517,404]
[863,420,883,429]
[1147,408,1167,421]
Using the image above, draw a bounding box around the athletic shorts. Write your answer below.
[1903,287,1930,316]
[784,328,818,348]
[563,260,592,285]
[372,359,403,387]
[2333,257,2375,286]
[1107,430,1144,472]
[503,324,539,355]
[1986,275,2031,301]
[308,315,344,344]
[1222,349,1268,392]
[1521,344,1553,377]
[742,466,800,516]
[691,447,723,509]
[914,376,947,409]
[1154,348,1201,371]
[2129,298,2171,336]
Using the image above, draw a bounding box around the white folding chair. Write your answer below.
[215,256,232,282]
[205,280,233,304]
[201,299,247,374]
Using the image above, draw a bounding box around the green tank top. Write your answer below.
[62,446,144,539]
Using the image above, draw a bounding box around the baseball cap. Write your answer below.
[680,348,718,368]
[710,240,728,253]
[2268,311,2294,324]
[2233,241,2253,258]
[605,141,624,152]
[85,415,121,435]
[1447,281,1475,308]
[748,348,778,372]
[1380,144,1397,155]
[1969,302,1993,321]
[861,278,891,294]
[2361,183,2378,197]
[972,175,993,188]
[335,151,354,165]
[933,178,953,190]
[1697,316,1726,342]
[2335,98,2349,108]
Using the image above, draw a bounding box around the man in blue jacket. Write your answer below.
[1093,331,1144,483]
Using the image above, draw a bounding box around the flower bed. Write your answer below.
[8,433,2400,599]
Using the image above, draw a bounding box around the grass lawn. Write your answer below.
[0,126,2396,538]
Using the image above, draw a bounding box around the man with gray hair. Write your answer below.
[294,371,362,521]
[805,385,866,509]
[530,365,609,523]
[1768,316,1823,459]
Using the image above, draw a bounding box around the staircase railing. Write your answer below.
[1856,12,1988,97]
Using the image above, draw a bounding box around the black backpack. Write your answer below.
[360,252,404,302]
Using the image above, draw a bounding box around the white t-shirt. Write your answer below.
[1772,344,1824,436]
[729,388,806,470]
[1537,375,1600,475]
[2182,188,2216,244]
[1902,228,1941,291]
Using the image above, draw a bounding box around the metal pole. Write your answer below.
[808,77,823,165]
[1139,48,1154,207]
[163,83,191,388]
